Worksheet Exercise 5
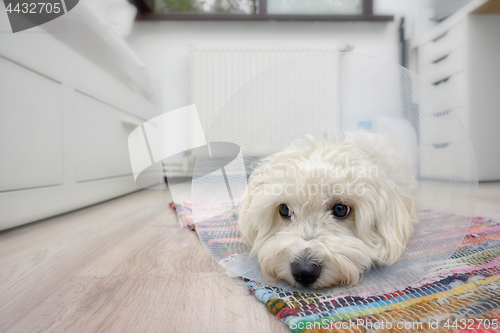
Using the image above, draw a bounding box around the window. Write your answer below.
[267,0,362,15]
[130,0,393,21]
[154,0,256,15]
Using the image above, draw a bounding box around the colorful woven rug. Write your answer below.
[172,203,500,332]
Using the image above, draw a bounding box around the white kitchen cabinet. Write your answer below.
[0,5,160,230]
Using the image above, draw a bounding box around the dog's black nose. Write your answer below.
[291,261,321,287]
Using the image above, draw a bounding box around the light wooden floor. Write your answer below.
[1,182,499,333]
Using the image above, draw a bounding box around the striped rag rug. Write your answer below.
[173,203,500,332]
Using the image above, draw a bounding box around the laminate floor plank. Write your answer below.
[0,189,286,333]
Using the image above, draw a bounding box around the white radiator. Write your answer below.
[190,41,339,144]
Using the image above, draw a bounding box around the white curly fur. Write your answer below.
[238,132,418,289]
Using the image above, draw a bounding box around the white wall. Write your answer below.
[127,0,437,113]
[125,0,436,166]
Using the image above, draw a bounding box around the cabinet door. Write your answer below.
[75,92,144,182]
[0,57,63,192]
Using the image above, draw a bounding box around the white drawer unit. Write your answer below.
[411,0,500,181]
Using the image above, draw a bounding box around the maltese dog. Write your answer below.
[238,132,418,289]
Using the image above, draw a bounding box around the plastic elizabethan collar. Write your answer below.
[129,53,477,296]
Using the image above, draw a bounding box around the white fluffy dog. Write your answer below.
[238,132,418,289]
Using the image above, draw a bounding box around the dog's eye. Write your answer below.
[332,204,351,218]
[278,204,292,218]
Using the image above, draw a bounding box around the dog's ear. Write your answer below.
[375,187,416,265]
[357,187,416,266]
[238,178,278,255]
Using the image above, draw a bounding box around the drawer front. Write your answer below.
[420,21,466,66]
[418,71,467,120]
[419,141,473,179]
[75,92,145,182]
[432,71,467,110]
[417,83,453,117]
[453,106,468,133]
[420,109,469,145]
[420,47,465,85]
[0,57,63,192]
